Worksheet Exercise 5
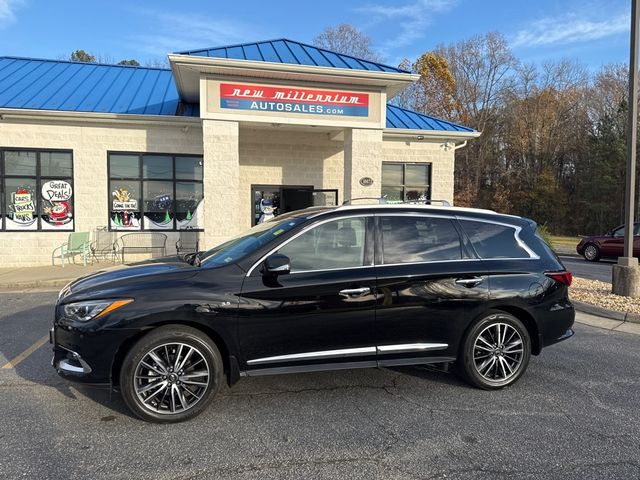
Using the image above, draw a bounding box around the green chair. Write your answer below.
[52,232,91,267]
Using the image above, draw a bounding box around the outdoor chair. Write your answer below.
[176,229,200,254]
[113,232,167,263]
[52,232,91,267]
[91,227,117,263]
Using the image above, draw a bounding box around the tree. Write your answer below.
[313,24,382,62]
[405,52,457,120]
[70,50,96,63]
[118,59,140,66]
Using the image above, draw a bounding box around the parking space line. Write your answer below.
[1,334,49,369]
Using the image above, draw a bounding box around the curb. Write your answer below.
[572,299,640,324]
[0,279,71,291]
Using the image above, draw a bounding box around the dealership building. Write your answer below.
[0,39,479,267]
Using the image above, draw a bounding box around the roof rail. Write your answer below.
[421,199,451,206]
[342,197,387,205]
[342,198,451,207]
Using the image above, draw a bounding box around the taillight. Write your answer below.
[545,271,572,286]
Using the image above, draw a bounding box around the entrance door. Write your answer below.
[312,189,338,207]
[252,185,339,225]
[281,188,313,213]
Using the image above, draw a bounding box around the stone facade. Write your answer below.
[0,116,456,267]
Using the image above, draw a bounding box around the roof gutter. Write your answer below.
[0,108,202,127]
[383,129,481,141]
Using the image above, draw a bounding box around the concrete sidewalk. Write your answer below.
[0,263,108,290]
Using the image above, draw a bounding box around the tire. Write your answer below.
[583,243,600,262]
[460,311,531,390]
[119,325,223,423]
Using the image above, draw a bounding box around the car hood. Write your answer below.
[63,257,197,296]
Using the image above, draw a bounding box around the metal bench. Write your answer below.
[114,232,167,263]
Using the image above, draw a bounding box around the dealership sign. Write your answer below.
[219,83,369,117]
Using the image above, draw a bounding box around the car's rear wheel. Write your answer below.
[120,325,223,423]
[460,311,531,390]
[583,243,600,262]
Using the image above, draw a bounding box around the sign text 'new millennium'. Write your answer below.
[219,83,369,117]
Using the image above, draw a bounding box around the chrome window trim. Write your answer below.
[245,214,374,277]
[247,346,377,365]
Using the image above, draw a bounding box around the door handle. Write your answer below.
[454,277,483,287]
[339,287,371,298]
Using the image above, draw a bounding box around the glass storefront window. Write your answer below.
[143,155,173,179]
[110,180,141,230]
[176,182,203,229]
[109,154,140,178]
[381,162,432,203]
[143,180,174,229]
[1,150,74,231]
[108,153,203,231]
[175,156,203,180]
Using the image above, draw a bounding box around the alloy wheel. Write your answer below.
[584,245,597,261]
[133,342,210,415]
[472,323,524,383]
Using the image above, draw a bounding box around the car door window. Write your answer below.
[458,220,530,259]
[381,216,463,264]
[277,217,367,272]
[613,226,625,237]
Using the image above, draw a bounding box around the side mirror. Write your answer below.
[262,254,291,275]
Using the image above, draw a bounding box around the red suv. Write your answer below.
[576,223,640,261]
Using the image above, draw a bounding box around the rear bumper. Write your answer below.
[542,327,574,349]
[538,302,575,351]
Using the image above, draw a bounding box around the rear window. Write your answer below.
[458,220,530,259]
[381,216,463,263]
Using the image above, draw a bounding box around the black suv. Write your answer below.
[52,204,574,422]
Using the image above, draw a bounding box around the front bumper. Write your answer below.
[50,323,138,386]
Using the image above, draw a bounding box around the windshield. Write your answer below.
[198,213,310,268]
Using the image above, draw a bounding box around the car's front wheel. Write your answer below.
[120,325,223,423]
[583,243,600,262]
[460,311,531,390]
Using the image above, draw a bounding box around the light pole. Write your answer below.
[613,0,640,297]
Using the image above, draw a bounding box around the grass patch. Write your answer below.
[550,235,582,249]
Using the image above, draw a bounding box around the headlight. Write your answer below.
[63,299,133,322]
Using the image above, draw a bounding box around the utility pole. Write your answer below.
[613,0,640,297]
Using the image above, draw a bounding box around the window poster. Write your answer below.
[111,186,141,230]
[41,180,73,230]
[176,198,203,230]
[7,185,38,230]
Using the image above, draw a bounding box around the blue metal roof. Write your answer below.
[0,54,475,133]
[386,104,475,132]
[175,38,410,74]
[0,56,195,116]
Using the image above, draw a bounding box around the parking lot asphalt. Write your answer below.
[558,255,613,283]
[1,291,639,480]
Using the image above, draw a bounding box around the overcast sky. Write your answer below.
[0,0,632,68]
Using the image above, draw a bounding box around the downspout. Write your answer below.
[454,140,468,150]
